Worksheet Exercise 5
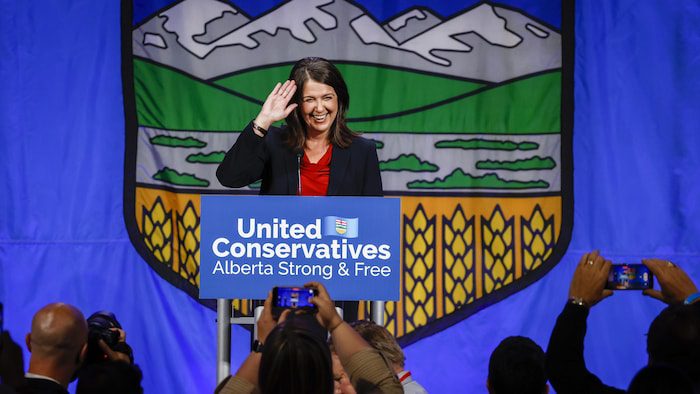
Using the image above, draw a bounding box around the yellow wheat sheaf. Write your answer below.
[403,204,436,331]
[483,206,515,294]
[177,201,200,285]
[522,205,555,273]
[137,190,201,287]
[141,197,173,265]
[443,205,475,313]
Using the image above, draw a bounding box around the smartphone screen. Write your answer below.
[273,287,316,309]
[606,264,653,290]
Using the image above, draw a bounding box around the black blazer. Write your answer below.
[217,123,383,196]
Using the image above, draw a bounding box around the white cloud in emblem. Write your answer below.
[526,23,550,39]
[143,33,167,49]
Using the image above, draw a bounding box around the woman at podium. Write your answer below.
[217,57,383,320]
[217,57,382,197]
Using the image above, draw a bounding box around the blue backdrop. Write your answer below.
[1,1,699,393]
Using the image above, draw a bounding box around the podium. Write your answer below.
[200,196,401,383]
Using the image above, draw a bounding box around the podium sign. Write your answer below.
[200,196,401,300]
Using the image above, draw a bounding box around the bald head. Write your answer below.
[28,303,88,362]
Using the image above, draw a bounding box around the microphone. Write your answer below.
[296,151,302,195]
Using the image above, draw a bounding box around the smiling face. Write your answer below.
[300,79,338,137]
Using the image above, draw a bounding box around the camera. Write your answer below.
[85,311,133,364]
[606,264,654,290]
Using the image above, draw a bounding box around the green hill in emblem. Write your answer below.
[380,154,439,172]
[351,71,561,134]
[134,59,261,131]
[476,156,556,171]
[435,138,539,151]
[150,135,207,148]
[135,59,559,136]
[153,167,209,187]
[407,169,549,189]
[186,152,225,164]
[213,63,484,119]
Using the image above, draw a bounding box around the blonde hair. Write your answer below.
[350,320,405,368]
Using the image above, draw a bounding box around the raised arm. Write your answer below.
[546,251,625,394]
[252,80,298,133]
[216,81,298,188]
[216,292,286,394]
[306,282,402,393]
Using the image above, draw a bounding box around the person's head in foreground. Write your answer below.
[349,320,404,372]
[488,336,548,394]
[645,303,700,388]
[259,313,333,394]
[627,364,694,394]
[24,302,89,388]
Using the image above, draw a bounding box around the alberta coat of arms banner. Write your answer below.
[122,0,573,345]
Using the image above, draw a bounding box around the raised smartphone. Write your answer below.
[606,264,653,290]
[272,286,317,314]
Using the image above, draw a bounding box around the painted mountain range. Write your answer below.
[133,0,560,82]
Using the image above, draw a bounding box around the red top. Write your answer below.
[300,145,333,196]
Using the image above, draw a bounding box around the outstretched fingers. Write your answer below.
[283,103,298,117]
[269,82,282,98]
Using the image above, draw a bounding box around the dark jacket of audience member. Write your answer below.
[76,360,143,394]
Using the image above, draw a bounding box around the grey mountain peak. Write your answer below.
[133,0,561,82]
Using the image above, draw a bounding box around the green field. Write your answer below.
[135,59,560,134]
[213,63,484,119]
[134,59,260,131]
[350,72,560,134]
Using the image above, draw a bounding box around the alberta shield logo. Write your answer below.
[336,220,347,235]
[122,0,573,345]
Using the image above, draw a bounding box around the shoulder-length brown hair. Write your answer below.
[285,57,356,151]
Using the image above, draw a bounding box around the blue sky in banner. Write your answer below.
[133,0,561,29]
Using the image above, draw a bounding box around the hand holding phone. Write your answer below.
[642,259,699,304]
[606,264,654,290]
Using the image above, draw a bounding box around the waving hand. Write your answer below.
[253,80,298,136]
